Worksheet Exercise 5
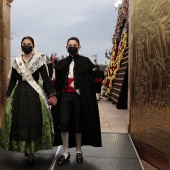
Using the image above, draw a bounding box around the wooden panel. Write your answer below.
[0,0,12,120]
[133,139,169,170]
[0,0,4,114]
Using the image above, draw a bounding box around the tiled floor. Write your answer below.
[98,98,158,170]
[98,99,129,133]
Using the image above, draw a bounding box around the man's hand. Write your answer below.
[48,95,57,106]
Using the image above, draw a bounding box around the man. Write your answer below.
[93,65,105,101]
[48,54,58,86]
[53,37,102,166]
[43,54,57,97]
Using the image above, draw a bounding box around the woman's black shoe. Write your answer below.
[26,154,34,164]
[57,153,70,166]
[26,158,34,164]
[76,152,83,163]
[25,153,28,157]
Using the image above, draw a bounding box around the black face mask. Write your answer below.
[68,47,78,56]
[22,45,33,54]
[54,60,58,65]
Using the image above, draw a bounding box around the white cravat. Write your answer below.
[52,67,56,80]
[68,60,74,78]
[68,60,80,95]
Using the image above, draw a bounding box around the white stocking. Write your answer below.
[75,133,82,153]
[61,132,69,157]
[96,93,99,100]
[98,93,101,99]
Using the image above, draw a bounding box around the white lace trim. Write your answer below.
[12,53,45,75]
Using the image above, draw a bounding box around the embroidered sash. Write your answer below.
[15,55,54,135]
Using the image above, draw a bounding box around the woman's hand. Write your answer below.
[6,97,9,103]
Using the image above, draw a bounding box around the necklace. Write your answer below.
[22,54,33,68]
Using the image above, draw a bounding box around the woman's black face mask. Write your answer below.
[22,45,33,54]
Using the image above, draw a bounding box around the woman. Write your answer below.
[0,36,57,163]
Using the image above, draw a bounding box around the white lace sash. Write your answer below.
[15,55,54,135]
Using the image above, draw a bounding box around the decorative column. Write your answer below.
[0,0,13,123]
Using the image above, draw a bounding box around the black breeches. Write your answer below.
[60,92,82,133]
[94,82,102,93]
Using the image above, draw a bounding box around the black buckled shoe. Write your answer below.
[76,152,83,163]
[57,153,70,166]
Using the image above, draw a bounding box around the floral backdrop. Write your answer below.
[102,0,129,97]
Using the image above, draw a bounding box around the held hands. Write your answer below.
[48,95,57,106]
[6,97,9,103]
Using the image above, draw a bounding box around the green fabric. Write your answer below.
[0,87,53,153]
[0,86,15,150]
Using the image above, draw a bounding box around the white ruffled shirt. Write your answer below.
[68,60,80,95]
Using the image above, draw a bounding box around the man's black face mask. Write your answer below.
[54,60,58,65]
[68,47,78,56]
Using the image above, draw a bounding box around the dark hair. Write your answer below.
[67,37,80,45]
[50,54,53,60]
[95,65,99,69]
[21,36,35,47]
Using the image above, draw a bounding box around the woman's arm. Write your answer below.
[5,67,18,98]
[39,64,56,97]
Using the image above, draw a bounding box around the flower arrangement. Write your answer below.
[102,0,129,97]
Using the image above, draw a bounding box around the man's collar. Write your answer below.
[68,54,79,60]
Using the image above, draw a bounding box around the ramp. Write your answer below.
[53,133,144,170]
[0,133,144,170]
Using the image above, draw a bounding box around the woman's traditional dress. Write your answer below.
[0,54,55,153]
